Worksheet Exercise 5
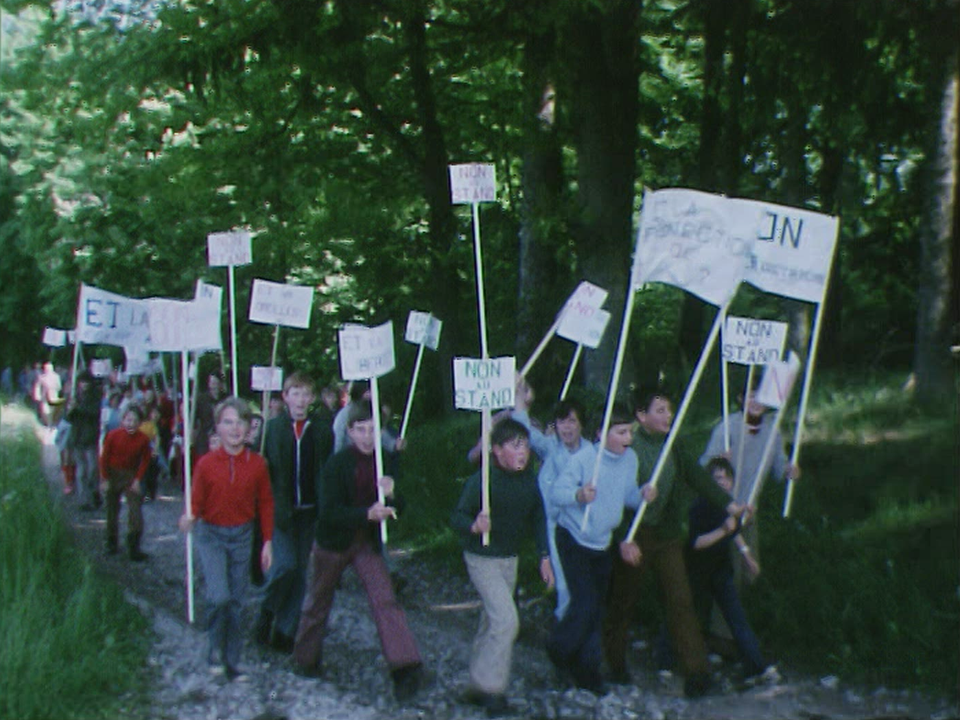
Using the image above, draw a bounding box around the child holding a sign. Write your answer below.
[450,418,553,715]
[545,403,657,695]
[292,401,423,701]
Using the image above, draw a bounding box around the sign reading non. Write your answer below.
[404,311,443,350]
[722,316,788,365]
[207,231,252,267]
[756,352,802,409]
[453,356,516,411]
[338,321,396,380]
[251,366,284,392]
[449,163,496,205]
[557,307,611,349]
[248,279,314,329]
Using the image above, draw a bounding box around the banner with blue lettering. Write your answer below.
[75,283,151,348]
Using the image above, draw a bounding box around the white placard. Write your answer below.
[207,231,252,267]
[722,316,788,365]
[89,358,113,378]
[557,307,611,349]
[449,163,497,205]
[404,311,443,350]
[756,353,802,409]
[453,356,516,411]
[631,188,751,306]
[737,199,839,305]
[248,279,314,329]
[251,366,284,392]
[338,321,396,380]
[75,284,152,349]
[66,330,76,345]
[566,280,609,312]
[125,353,161,377]
[195,279,223,306]
[147,297,223,352]
[42,327,67,347]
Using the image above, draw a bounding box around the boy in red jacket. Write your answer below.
[99,405,153,560]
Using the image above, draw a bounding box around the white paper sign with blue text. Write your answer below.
[248,279,314,329]
[449,163,497,205]
[453,356,516,411]
[404,311,443,351]
[207,231,252,267]
[75,284,152,349]
[722,316,788,366]
[338,321,396,380]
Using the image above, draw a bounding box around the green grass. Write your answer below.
[0,405,151,720]
[396,372,959,695]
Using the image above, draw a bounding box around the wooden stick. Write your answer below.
[559,344,583,401]
[399,342,425,439]
[181,350,195,624]
[371,376,388,545]
[227,265,239,396]
[259,325,280,454]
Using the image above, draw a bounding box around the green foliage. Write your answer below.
[0,409,151,719]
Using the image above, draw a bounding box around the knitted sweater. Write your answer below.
[190,447,274,540]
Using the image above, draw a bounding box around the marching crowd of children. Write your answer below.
[12,360,797,711]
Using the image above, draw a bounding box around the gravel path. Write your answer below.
[38,431,957,720]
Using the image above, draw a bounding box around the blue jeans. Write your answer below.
[260,510,315,637]
[690,565,766,675]
[546,526,610,689]
[195,521,252,670]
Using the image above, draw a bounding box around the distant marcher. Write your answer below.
[34,361,63,429]
[179,398,274,680]
[99,405,153,560]
[67,372,102,510]
[192,372,226,465]
[54,415,75,495]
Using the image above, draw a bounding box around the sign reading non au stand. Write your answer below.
[722,316,788,365]
[449,163,496,205]
[248,279,314,330]
[250,366,284,392]
[207,231,252,267]
[453,357,516,411]
[338,322,396,380]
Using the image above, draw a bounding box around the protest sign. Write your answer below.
[453,357,516,411]
[722,316,788,365]
[631,189,749,306]
[251,366,284,392]
[89,358,113,378]
[557,307,611,349]
[738,199,839,305]
[206,231,252,267]
[404,311,443,350]
[195,279,223,306]
[75,284,151,349]
[248,279,314,330]
[147,297,222,353]
[338,322,396,380]
[42,327,67,347]
[756,352,802,409]
[449,163,496,205]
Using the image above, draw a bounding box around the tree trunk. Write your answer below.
[559,0,641,395]
[913,45,958,406]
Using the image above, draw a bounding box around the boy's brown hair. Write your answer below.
[283,371,315,393]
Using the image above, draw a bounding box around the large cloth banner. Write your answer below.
[631,189,750,306]
[722,316,788,365]
[75,284,151,349]
[207,231,252,267]
[147,298,222,353]
[737,199,839,304]
[453,356,516,411]
[248,279,314,329]
[338,321,396,380]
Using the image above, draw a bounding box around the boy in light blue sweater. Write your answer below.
[545,403,657,694]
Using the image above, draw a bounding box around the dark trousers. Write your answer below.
[690,565,766,675]
[603,527,709,679]
[546,525,611,688]
[105,473,143,546]
[261,510,315,637]
[293,538,420,672]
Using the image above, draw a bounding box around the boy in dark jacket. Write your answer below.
[292,401,422,701]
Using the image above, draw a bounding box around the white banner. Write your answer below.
[248,279,314,329]
[404,311,443,350]
[42,327,67,347]
[125,348,161,377]
[449,163,497,205]
[631,189,750,306]
[756,352,802,409]
[338,321,396,380]
[89,358,113,378]
[737,199,838,304]
[207,231,252,267]
[722,316,788,366]
[453,356,516,411]
[251,366,284,392]
[147,297,223,352]
[75,284,152,349]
